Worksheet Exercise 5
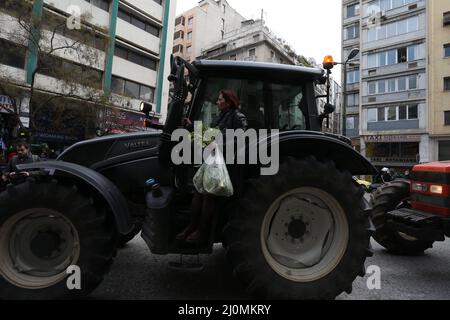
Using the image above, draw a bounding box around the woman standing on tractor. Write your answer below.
[176,89,248,244]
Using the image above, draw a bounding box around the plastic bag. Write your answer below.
[193,144,234,197]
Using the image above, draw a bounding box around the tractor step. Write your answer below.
[386,208,445,242]
[168,255,204,272]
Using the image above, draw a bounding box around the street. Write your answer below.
[92,236,450,300]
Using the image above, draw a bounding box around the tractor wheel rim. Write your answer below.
[261,187,349,282]
[0,209,80,289]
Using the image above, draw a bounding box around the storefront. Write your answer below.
[363,134,421,173]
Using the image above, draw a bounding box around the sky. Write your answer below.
[175,0,343,83]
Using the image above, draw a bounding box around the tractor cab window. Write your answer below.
[271,83,306,131]
[192,77,308,131]
[193,77,265,130]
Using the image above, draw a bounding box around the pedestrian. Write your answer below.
[381,167,393,183]
[2,142,40,181]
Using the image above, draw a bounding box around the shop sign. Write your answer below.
[0,95,14,113]
[363,135,421,143]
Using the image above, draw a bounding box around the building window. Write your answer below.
[229,54,236,61]
[174,30,184,40]
[444,11,450,26]
[188,17,194,26]
[346,3,360,18]
[346,69,360,84]
[445,77,450,91]
[111,76,155,102]
[221,18,225,30]
[186,46,192,54]
[399,105,407,120]
[409,75,417,89]
[367,75,418,95]
[445,44,450,58]
[367,16,419,42]
[368,81,376,94]
[378,107,385,122]
[222,4,226,13]
[398,77,407,91]
[368,45,419,68]
[175,16,185,26]
[114,45,157,70]
[0,38,26,69]
[173,44,183,53]
[368,108,377,122]
[345,24,359,40]
[387,106,397,121]
[84,0,109,11]
[439,141,450,161]
[366,0,419,15]
[249,48,256,57]
[346,117,355,130]
[445,111,450,126]
[39,55,103,87]
[187,31,192,40]
[118,9,160,37]
[408,105,418,119]
[253,34,260,42]
[347,93,358,107]
[153,0,163,5]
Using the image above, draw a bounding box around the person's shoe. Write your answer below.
[185,229,206,244]
[176,224,197,241]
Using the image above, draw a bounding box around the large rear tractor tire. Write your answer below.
[224,157,373,300]
[0,179,118,299]
[372,180,434,255]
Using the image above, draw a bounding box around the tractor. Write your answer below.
[0,56,377,299]
[372,161,450,255]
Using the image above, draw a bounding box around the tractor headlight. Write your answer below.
[430,185,443,195]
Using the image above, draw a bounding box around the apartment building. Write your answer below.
[428,1,450,161]
[197,19,304,65]
[0,0,176,153]
[342,0,432,170]
[173,0,244,62]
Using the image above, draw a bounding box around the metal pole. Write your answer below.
[342,62,347,137]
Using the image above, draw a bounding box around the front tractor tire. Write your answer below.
[0,179,118,299]
[224,157,373,300]
[372,180,434,255]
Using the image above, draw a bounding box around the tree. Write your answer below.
[0,0,112,140]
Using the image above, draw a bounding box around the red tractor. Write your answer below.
[372,161,450,255]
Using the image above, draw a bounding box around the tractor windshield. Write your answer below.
[190,77,308,131]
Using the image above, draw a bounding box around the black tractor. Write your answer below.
[0,56,377,299]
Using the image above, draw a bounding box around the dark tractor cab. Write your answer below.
[0,56,377,300]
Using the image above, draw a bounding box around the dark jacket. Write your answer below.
[211,108,248,132]
[5,154,40,173]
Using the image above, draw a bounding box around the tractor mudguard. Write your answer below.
[17,161,133,235]
[252,131,378,176]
